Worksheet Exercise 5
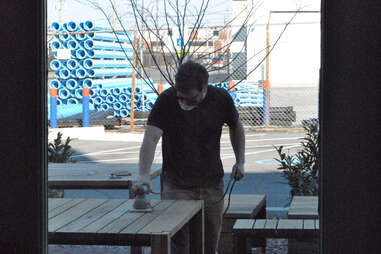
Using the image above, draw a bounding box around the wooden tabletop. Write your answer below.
[49,198,204,253]
[288,196,319,219]
[48,163,161,189]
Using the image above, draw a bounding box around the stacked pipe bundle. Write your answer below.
[49,20,145,118]
[230,81,263,107]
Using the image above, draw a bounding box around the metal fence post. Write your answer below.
[50,88,57,128]
[82,87,90,127]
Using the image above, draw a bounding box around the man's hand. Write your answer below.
[231,162,244,181]
[130,175,151,197]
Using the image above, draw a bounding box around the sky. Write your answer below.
[47,0,320,29]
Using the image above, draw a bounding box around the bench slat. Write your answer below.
[233,219,255,231]
[277,219,303,230]
[253,219,266,229]
[303,220,315,230]
[265,219,278,229]
[49,198,73,211]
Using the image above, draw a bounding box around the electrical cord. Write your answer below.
[149,175,238,216]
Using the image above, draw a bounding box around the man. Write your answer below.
[132,61,245,254]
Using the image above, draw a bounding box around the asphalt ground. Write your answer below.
[63,130,305,216]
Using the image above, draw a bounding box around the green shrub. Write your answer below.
[48,132,74,163]
[48,132,75,198]
[274,119,319,200]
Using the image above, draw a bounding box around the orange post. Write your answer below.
[157,83,163,94]
[265,11,272,128]
[82,87,89,97]
[49,88,57,98]
[228,81,235,91]
[130,35,137,131]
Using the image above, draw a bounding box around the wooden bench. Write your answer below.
[218,194,266,254]
[288,196,319,219]
[233,219,319,254]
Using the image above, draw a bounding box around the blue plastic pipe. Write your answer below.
[58,87,71,99]
[75,49,88,59]
[75,89,83,99]
[66,59,79,70]
[76,68,88,78]
[65,79,79,90]
[118,94,128,103]
[105,95,116,104]
[120,109,129,117]
[67,40,79,50]
[51,41,62,51]
[87,68,133,78]
[111,88,122,96]
[75,33,86,41]
[50,59,62,70]
[88,32,133,42]
[94,96,103,105]
[83,39,133,51]
[113,102,123,111]
[59,68,71,79]
[82,78,93,88]
[83,59,133,69]
[98,89,109,97]
[67,98,79,105]
[87,49,133,59]
[100,103,110,111]
[51,22,62,32]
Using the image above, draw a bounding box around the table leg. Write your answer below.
[189,208,205,254]
[250,205,267,252]
[151,233,170,254]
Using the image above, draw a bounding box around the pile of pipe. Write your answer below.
[229,81,263,107]
[48,20,159,118]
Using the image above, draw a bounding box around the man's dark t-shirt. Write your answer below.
[147,86,239,188]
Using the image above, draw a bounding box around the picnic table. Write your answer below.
[49,198,204,254]
[288,196,319,219]
[48,163,161,191]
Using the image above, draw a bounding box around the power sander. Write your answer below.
[129,184,153,213]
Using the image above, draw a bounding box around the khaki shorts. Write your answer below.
[161,177,224,254]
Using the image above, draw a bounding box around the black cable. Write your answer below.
[223,179,237,216]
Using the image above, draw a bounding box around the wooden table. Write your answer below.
[49,198,204,254]
[48,163,161,190]
[288,196,319,219]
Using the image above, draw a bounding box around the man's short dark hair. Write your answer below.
[175,61,209,91]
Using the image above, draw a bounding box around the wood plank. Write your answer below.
[79,199,135,233]
[277,219,303,230]
[98,199,161,234]
[139,200,202,237]
[57,199,125,233]
[303,220,315,230]
[316,219,320,230]
[233,219,255,231]
[48,199,85,219]
[225,194,265,203]
[121,200,176,234]
[253,219,267,229]
[48,198,72,211]
[265,219,278,229]
[49,199,107,232]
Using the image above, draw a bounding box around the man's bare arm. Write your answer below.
[131,125,163,193]
[229,119,245,180]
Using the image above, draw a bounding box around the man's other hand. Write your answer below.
[231,162,244,181]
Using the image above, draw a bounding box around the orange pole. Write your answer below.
[228,81,235,91]
[130,35,137,131]
[265,11,272,128]
[157,83,163,94]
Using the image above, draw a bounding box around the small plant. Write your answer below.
[48,132,74,163]
[48,131,75,198]
[274,119,319,200]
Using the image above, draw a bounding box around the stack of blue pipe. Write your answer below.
[49,20,156,119]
